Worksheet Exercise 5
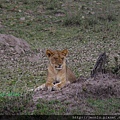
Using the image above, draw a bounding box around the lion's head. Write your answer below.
[46,49,68,70]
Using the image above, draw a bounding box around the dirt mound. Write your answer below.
[33,74,120,103]
[0,34,31,63]
[0,34,45,63]
[0,34,31,54]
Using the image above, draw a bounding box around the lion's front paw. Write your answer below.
[47,86,53,91]
[52,84,61,91]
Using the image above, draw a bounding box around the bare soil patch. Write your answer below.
[33,74,120,103]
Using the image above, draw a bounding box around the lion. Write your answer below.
[35,49,76,91]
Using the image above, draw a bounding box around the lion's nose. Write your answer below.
[58,64,62,68]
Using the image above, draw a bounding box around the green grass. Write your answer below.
[0,92,34,115]
[33,99,67,115]
[0,0,120,115]
[87,98,120,115]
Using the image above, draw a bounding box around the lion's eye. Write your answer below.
[61,57,64,60]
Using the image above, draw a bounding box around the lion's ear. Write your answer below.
[46,49,54,57]
[62,49,68,56]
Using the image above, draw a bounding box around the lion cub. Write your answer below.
[35,49,76,91]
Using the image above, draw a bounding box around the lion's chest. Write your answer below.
[54,72,66,83]
[54,74,61,82]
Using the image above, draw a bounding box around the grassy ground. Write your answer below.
[0,0,120,115]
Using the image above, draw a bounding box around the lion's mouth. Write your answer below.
[55,65,62,70]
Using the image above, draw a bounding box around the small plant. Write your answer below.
[63,13,82,26]
[111,56,120,75]
[46,0,61,10]
[98,14,116,22]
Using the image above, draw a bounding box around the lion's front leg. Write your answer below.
[45,82,54,91]
[45,77,54,91]
[34,76,54,91]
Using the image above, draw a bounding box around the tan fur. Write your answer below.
[35,49,76,91]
